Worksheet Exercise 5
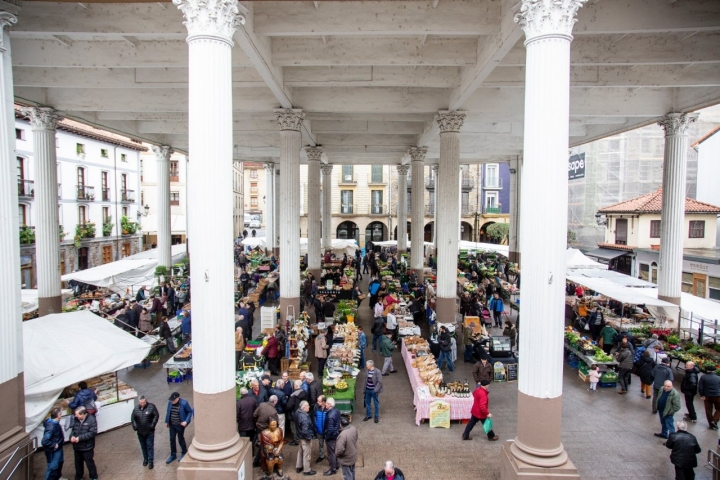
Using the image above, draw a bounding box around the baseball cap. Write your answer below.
[169,392,180,401]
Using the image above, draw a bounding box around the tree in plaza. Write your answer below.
[486,222,509,244]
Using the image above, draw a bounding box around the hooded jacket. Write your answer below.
[680,366,700,396]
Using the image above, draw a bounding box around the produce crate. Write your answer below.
[598,382,617,388]
[578,363,589,375]
[167,375,184,383]
[578,371,589,383]
[600,372,618,383]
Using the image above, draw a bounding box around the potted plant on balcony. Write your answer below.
[59,225,66,242]
[120,215,138,235]
[19,225,35,245]
[102,216,113,237]
[74,222,96,248]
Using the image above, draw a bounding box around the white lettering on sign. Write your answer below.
[688,262,709,273]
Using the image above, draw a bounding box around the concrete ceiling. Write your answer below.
[10,0,720,164]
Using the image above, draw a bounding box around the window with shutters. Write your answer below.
[650,220,661,238]
[689,221,705,238]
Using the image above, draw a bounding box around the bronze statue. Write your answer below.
[259,419,287,479]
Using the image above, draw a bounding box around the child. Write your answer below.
[588,364,600,392]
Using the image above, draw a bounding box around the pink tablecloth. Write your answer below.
[401,342,473,426]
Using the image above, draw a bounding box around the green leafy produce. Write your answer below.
[591,349,615,362]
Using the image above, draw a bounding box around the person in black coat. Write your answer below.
[236,388,258,440]
[131,395,160,468]
[69,407,98,480]
[665,421,701,480]
[248,379,268,406]
[680,361,700,423]
[635,350,656,399]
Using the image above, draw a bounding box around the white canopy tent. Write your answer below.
[21,289,73,314]
[302,238,358,256]
[125,243,187,261]
[372,239,433,248]
[23,311,151,432]
[566,248,607,271]
[458,241,510,257]
[568,268,656,288]
[240,236,267,249]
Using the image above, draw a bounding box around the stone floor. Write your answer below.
[31,275,718,480]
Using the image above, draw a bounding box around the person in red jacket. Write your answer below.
[263,335,280,376]
[461,379,499,441]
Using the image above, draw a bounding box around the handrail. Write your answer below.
[0,435,37,479]
[707,449,720,474]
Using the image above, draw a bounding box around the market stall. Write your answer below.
[23,311,150,440]
[20,288,73,320]
[321,323,361,416]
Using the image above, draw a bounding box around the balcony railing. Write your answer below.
[425,177,435,190]
[367,173,385,185]
[76,185,95,201]
[461,177,474,191]
[121,189,135,203]
[425,205,435,215]
[101,188,111,202]
[483,177,503,189]
[339,174,356,185]
[484,205,502,214]
[368,205,385,215]
[340,205,354,214]
[17,179,34,198]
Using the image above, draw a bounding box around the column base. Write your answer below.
[273,247,280,258]
[500,441,580,480]
[178,437,251,480]
[658,294,681,306]
[509,251,521,264]
[279,296,300,322]
[38,295,62,316]
[435,297,457,324]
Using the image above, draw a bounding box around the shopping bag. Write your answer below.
[483,417,493,434]
[584,322,591,331]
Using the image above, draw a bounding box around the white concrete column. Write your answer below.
[435,110,465,322]
[263,163,275,254]
[21,107,62,316]
[396,164,410,252]
[410,147,428,279]
[305,146,323,278]
[0,11,29,461]
[152,145,172,269]
[432,165,439,247]
[500,2,585,479]
[321,163,334,251]
[507,157,521,264]
[657,113,698,305]
[275,109,304,320]
[273,164,280,256]
[173,1,248,478]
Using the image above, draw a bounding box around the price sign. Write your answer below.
[429,400,451,429]
[506,363,518,382]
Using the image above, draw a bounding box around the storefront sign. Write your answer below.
[568,153,585,180]
[688,262,709,273]
[429,400,451,428]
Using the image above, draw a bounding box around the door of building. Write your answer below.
[122,242,131,258]
[693,274,707,298]
[102,245,112,264]
[78,247,89,270]
[615,219,628,245]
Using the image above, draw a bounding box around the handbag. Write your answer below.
[358,294,367,300]
[584,322,591,331]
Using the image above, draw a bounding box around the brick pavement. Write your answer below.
[31,279,718,479]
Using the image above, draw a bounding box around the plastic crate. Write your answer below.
[598,382,617,388]
[167,375,184,383]
[578,363,589,375]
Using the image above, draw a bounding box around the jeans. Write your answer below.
[464,345,474,362]
[618,368,631,391]
[461,415,496,440]
[381,356,394,374]
[317,434,325,458]
[341,465,356,480]
[364,390,380,419]
[73,449,97,480]
[659,413,675,438]
[436,350,454,372]
[137,432,155,463]
[325,438,338,470]
[169,424,188,455]
[372,334,382,352]
[684,393,697,421]
[493,310,502,327]
[358,349,365,369]
[44,448,63,480]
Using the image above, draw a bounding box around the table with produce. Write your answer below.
[322,323,361,416]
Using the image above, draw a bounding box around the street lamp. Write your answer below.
[136,204,150,222]
[595,212,607,226]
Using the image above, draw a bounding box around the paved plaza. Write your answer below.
[31,277,717,480]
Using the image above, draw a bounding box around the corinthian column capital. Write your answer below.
[658,112,699,136]
[151,145,173,162]
[173,0,245,44]
[263,163,276,174]
[408,146,428,163]
[514,0,587,43]
[396,164,410,176]
[320,163,334,176]
[436,110,466,133]
[0,12,17,52]
[21,107,62,131]
[275,108,305,132]
[305,146,323,162]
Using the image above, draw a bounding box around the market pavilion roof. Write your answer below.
[598,188,720,215]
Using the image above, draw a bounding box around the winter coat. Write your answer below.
[68,388,98,411]
[379,335,395,357]
[438,331,452,352]
[665,430,701,469]
[314,407,328,435]
[374,467,406,480]
[489,297,504,313]
[502,326,516,348]
[286,389,307,415]
[660,388,682,417]
[139,312,152,332]
[470,386,490,419]
[268,388,287,414]
[324,407,341,440]
[616,347,634,369]
[371,317,385,335]
[335,425,358,466]
[236,394,257,432]
[262,336,279,359]
[293,409,314,440]
[315,334,329,359]
[600,325,618,347]
[473,361,494,385]
[164,398,193,425]
[253,401,279,431]
[41,419,64,452]
[235,331,246,352]
[652,364,675,390]
[698,372,720,397]
[635,356,656,385]
[70,414,97,451]
[308,380,323,408]
[681,366,700,396]
[361,368,384,395]
[248,385,269,406]
[131,402,159,436]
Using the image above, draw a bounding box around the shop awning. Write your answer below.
[584,248,629,263]
[458,241,509,257]
[23,311,151,432]
[566,248,607,271]
[566,276,674,308]
[568,268,655,288]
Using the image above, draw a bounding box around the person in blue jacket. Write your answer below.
[164,392,193,464]
[68,381,98,414]
[488,293,504,328]
[41,407,65,480]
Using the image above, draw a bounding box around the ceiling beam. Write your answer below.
[283,66,461,88]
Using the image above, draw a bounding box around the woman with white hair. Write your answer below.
[374,461,405,480]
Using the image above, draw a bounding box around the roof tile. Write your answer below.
[598,187,720,214]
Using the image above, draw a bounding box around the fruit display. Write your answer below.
[335,380,348,391]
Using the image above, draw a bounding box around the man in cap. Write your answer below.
[164,392,193,463]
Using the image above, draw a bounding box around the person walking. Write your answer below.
[472,357,493,385]
[69,407,98,480]
[236,387,257,441]
[323,398,341,476]
[489,293,504,328]
[294,400,316,476]
[698,364,720,430]
[461,379,500,441]
[357,326,367,369]
[436,326,454,373]
[165,392,193,463]
[654,380,681,439]
[374,461,405,480]
[371,310,385,353]
[315,329,330,377]
[362,360,383,423]
[131,395,159,469]
[379,331,397,376]
[665,421,702,480]
[41,407,65,480]
[314,396,329,465]
[262,332,280,376]
[635,350,656,400]
[652,357,675,414]
[615,343,634,394]
[335,416,358,480]
[681,361,700,424]
[587,307,605,341]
